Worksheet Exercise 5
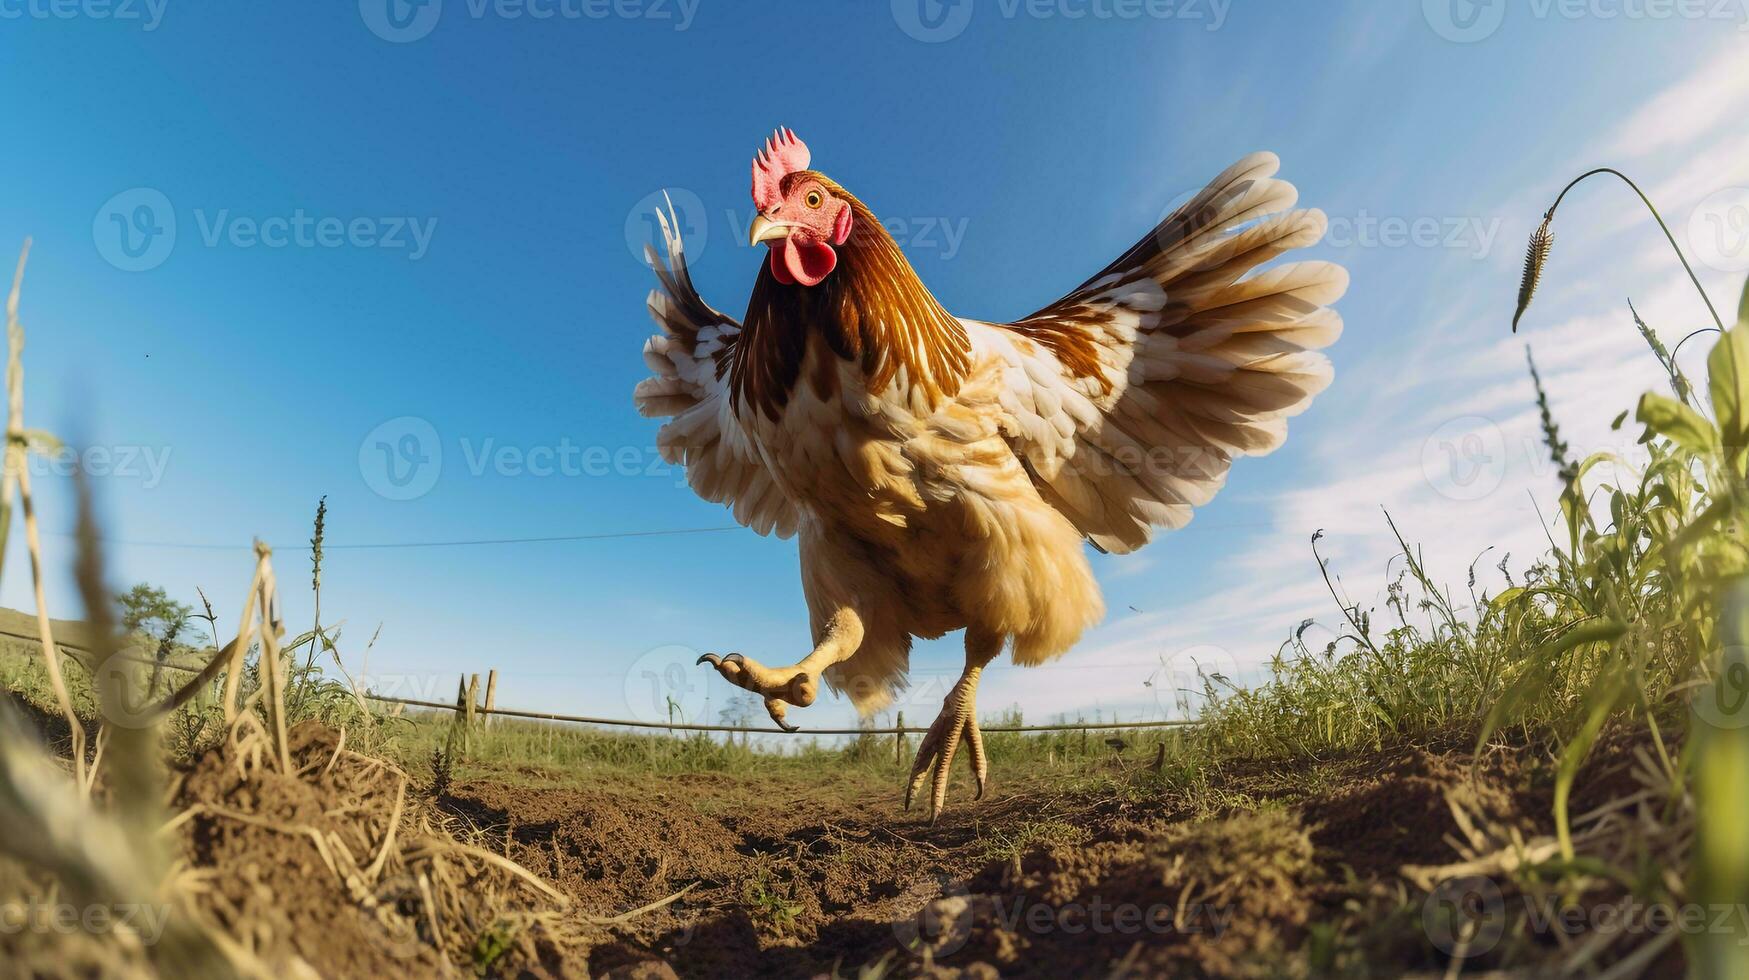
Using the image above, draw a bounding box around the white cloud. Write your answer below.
[1597,43,1749,160]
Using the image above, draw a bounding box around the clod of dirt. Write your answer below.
[1301,748,1535,878]
[885,807,1322,979]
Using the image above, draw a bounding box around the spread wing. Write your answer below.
[633,201,799,538]
[975,152,1347,554]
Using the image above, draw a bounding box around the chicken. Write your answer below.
[634,129,1345,819]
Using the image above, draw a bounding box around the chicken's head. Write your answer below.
[747,128,852,287]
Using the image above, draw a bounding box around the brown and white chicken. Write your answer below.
[635,130,1345,819]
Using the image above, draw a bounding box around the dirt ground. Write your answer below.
[414,737,1623,979]
[23,714,1667,978]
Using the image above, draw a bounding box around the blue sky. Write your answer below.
[1,2,1745,739]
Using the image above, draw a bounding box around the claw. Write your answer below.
[763,696,798,733]
[967,717,988,801]
[904,710,950,816]
[698,651,815,729]
[905,675,989,822]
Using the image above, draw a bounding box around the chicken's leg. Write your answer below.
[905,628,1002,822]
[696,608,863,731]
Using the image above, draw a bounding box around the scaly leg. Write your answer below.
[905,628,1002,822]
[697,608,863,732]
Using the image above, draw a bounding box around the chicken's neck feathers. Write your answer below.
[730,184,971,421]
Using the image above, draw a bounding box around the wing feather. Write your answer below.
[979,152,1345,553]
[632,198,799,538]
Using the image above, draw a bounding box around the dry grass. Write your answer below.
[0,243,662,978]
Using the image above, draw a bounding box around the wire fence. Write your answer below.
[364,692,1198,736]
[2,620,1202,738]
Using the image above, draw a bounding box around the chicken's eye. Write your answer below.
[804,190,823,209]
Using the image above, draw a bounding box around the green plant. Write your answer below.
[740,858,804,932]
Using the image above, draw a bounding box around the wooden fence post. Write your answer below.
[454,674,471,756]
[483,669,499,729]
[895,711,905,765]
[466,673,481,732]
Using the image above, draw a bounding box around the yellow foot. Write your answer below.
[695,652,818,732]
[904,685,987,823]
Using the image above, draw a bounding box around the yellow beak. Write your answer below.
[748,214,788,246]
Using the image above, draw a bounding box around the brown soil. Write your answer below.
[104,722,1674,978]
[425,742,1574,979]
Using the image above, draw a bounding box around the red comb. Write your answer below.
[751,127,811,212]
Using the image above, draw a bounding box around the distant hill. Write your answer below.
[0,607,213,673]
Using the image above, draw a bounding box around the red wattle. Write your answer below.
[774,238,836,287]
[769,248,796,284]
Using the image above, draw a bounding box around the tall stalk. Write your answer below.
[1513,167,1727,335]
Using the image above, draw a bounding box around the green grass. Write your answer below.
[978,818,1091,865]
